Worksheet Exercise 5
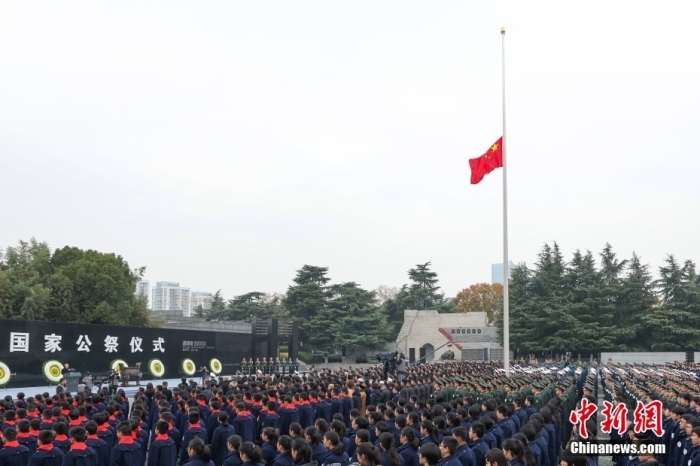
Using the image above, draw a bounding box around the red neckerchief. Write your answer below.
[69,420,82,426]
[71,442,88,451]
[3,441,19,448]
[87,435,99,440]
[108,415,116,421]
[97,424,110,432]
[197,401,206,407]
[37,444,54,451]
[54,435,68,441]
[301,401,310,406]
[332,396,340,399]
[30,430,40,437]
[4,420,16,426]
[79,416,88,423]
[27,413,38,418]
[168,423,175,431]
[118,437,134,445]
[252,402,262,406]
[260,407,269,414]
[310,398,318,403]
[61,409,70,416]
[131,432,138,440]
[269,397,276,403]
[188,423,201,430]
[52,416,59,421]
[211,410,220,415]
[237,411,251,417]
[17,432,31,438]
[293,400,301,406]
[73,401,79,407]
[155,434,170,441]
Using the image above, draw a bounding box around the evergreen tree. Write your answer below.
[564,250,613,352]
[495,262,536,357]
[323,282,390,353]
[616,252,654,350]
[283,265,331,344]
[381,262,454,339]
[645,257,700,350]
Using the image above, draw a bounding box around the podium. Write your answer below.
[65,372,82,393]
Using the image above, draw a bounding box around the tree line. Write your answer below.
[197,262,457,354]
[0,239,155,327]
[494,242,700,355]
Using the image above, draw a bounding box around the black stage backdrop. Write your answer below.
[0,319,252,387]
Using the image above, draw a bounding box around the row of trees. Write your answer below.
[495,243,700,354]
[0,239,155,327]
[197,262,458,353]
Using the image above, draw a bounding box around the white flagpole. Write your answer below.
[501,26,510,378]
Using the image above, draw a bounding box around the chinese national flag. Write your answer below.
[469,137,503,184]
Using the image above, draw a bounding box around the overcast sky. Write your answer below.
[2,1,699,300]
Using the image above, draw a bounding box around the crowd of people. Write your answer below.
[0,357,692,466]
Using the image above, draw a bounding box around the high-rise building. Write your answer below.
[135,280,150,308]
[152,281,191,317]
[491,261,516,285]
[191,292,214,313]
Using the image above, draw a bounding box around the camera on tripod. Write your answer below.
[375,351,398,374]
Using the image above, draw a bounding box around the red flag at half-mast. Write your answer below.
[469,137,503,184]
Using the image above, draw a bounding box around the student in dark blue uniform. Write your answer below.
[468,424,489,466]
[109,422,143,466]
[290,440,312,466]
[148,422,176,466]
[272,436,293,466]
[304,427,327,465]
[0,427,31,466]
[450,428,474,466]
[237,443,264,466]
[85,422,109,466]
[183,438,214,466]
[483,450,507,466]
[436,437,461,466]
[260,429,278,466]
[398,428,420,466]
[61,427,97,466]
[231,405,255,444]
[259,403,281,440]
[501,440,525,466]
[322,432,349,466]
[16,421,37,454]
[52,423,71,455]
[182,412,208,465]
[28,432,64,466]
[558,450,587,466]
[94,416,114,451]
[418,444,441,466]
[355,443,382,466]
[211,414,236,466]
[379,433,404,466]
[223,437,243,466]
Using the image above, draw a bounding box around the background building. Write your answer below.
[135,280,150,308]
[191,291,214,313]
[491,261,516,285]
[395,310,504,362]
[136,280,150,296]
[152,281,191,317]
